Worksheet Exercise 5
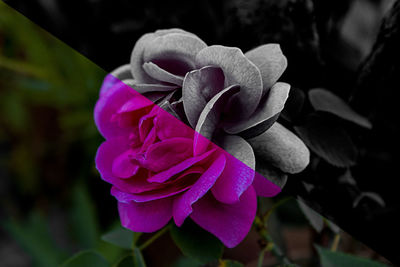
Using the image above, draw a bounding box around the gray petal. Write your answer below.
[183,66,225,128]
[196,45,263,119]
[143,62,184,86]
[218,134,255,170]
[247,122,310,174]
[111,64,133,80]
[224,82,290,135]
[194,85,240,155]
[130,29,206,83]
[245,44,288,96]
[123,79,178,94]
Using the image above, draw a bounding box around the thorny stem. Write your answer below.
[138,225,170,251]
[255,197,294,266]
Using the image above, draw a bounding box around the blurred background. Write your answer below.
[0,0,399,266]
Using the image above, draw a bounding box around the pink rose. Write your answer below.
[94,78,280,247]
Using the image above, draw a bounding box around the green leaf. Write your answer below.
[295,113,357,167]
[170,220,224,264]
[115,255,135,267]
[297,198,324,233]
[60,250,109,267]
[2,212,67,267]
[172,257,202,267]
[133,247,147,267]
[308,88,372,129]
[315,245,388,267]
[101,226,140,249]
[69,183,100,249]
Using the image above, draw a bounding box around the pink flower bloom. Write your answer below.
[94,78,281,247]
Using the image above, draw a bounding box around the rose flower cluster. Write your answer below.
[95,29,309,247]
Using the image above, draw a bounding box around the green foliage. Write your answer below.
[2,212,67,267]
[170,220,224,264]
[133,247,147,267]
[315,245,388,267]
[60,250,109,267]
[69,183,100,249]
[101,225,140,250]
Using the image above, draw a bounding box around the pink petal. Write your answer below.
[154,107,193,140]
[144,138,193,172]
[112,168,202,202]
[96,138,159,194]
[112,149,140,179]
[94,82,138,139]
[172,153,226,226]
[190,186,257,248]
[211,153,255,204]
[147,148,216,183]
[118,198,173,233]
[252,172,281,197]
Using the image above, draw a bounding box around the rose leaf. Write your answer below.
[294,113,358,167]
[308,88,372,129]
[170,219,223,264]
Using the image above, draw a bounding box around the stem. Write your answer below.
[257,246,268,267]
[255,197,294,266]
[138,225,170,251]
[263,197,292,222]
[330,233,341,252]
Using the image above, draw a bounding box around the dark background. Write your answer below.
[1,0,400,265]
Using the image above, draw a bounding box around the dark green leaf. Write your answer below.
[133,247,147,267]
[60,250,109,267]
[2,212,67,267]
[101,226,139,249]
[69,183,100,249]
[295,113,357,167]
[170,220,224,264]
[308,88,372,129]
[115,255,135,267]
[315,245,388,267]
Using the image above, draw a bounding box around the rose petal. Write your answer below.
[147,148,216,183]
[112,149,140,179]
[143,62,184,86]
[118,198,173,233]
[196,45,263,118]
[254,162,287,193]
[245,44,287,95]
[182,66,225,127]
[211,135,255,204]
[96,137,158,193]
[143,33,207,76]
[223,82,290,135]
[247,122,310,174]
[154,106,193,140]
[122,79,179,94]
[94,82,138,139]
[190,186,257,248]
[144,138,194,172]
[112,168,203,202]
[172,153,226,226]
[193,84,240,155]
[252,172,282,197]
